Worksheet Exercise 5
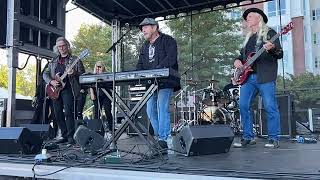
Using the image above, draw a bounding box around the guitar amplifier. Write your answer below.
[127,85,153,135]
[258,94,296,137]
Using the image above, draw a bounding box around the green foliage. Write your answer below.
[166,10,243,88]
[122,28,145,71]
[276,73,320,108]
[72,24,112,72]
[0,65,8,88]
[0,64,36,97]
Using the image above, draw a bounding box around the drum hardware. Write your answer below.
[173,80,243,134]
[173,85,199,133]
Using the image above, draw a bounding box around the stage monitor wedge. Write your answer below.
[173,125,234,156]
[0,127,43,154]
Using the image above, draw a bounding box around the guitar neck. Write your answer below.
[60,57,80,81]
[243,32,280,68]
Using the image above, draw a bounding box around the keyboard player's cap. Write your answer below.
[139,18,159,31]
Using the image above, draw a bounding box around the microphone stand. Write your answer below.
[105,27,131,152]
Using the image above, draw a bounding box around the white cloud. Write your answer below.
[65,1,102,42]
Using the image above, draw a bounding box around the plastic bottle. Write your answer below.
[167,136,174,154]
[295,135,317,144]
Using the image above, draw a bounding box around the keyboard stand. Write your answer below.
[101,83,162,154]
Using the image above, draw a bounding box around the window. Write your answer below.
[313,33,320,45]
[271,25,288,42]
[279,0,286,15]
[282,50,288,63]
[303,0,306,16]
[267,0,286,17]
[304,26,308,42]
[268,1,276,17]
[312,9,320,21]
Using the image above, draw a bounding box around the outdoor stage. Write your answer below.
[0,134,319,180]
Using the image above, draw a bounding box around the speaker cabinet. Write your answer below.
[172,125,234,156]
[20,124,49,139]
[74,125,104,152]
[0,127,43,154]
[127,102,154,135]
[75,119,104,135]
[0,0,7,48]
[259,94,296,137]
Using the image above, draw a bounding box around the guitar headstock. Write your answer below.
[280,22,294,35]
[79,49,90,60]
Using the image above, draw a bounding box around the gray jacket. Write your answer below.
[43,54,85,98]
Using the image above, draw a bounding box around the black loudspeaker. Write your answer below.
[127,102,154,135]
[75,119,103,134]
[73,125,104,152]
[259,94,296,137]
[172,125,234,156]
[0,127,43,154]
[0,0,7,47]
[20,124,50,139]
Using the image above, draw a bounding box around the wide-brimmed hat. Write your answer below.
[139,18,159,30]
[243,8,268,23]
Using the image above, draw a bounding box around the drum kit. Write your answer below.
[173,79,242,134]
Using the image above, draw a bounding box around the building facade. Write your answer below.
[243,0,320,76]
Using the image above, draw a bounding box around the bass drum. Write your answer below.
[199,106,231,124]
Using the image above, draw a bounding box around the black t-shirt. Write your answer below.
[55,56,70,86]
[244,33,260,73]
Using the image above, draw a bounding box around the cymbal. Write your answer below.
[186,79,199,86]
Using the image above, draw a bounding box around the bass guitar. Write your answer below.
[46,49,89,100]
[232,22,294,85]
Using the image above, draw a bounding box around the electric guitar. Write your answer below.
[232,22,294,85]
[46,49,89,100]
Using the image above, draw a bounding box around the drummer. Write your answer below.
[223,79,239,100]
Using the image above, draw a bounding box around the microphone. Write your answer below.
[124,23,130,29]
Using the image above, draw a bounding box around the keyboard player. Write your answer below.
[136,18,181,152]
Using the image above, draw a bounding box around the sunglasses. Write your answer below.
[96,66,102,68]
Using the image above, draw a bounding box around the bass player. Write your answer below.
[43,37,85,145]
[232,8,283,148]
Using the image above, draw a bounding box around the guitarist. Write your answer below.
[43,37,85,145]
[232,8,283,148]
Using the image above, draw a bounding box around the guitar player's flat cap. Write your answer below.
[139,18,159,30]
[243,8,268,23]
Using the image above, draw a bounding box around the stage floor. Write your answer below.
[0,134,320,180]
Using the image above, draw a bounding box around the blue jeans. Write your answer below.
[239,74,280,141]
[147,88,173,140]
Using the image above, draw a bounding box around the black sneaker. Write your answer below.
[55,137,68,144]
[158,140,168,149]
[233,139,256,148]
[264,139,280,148]
[157,140,168,154]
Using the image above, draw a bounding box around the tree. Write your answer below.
[0,64,36,97]
[166,9,243,88]
[72,24,112,72]
[276,73,320,108]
